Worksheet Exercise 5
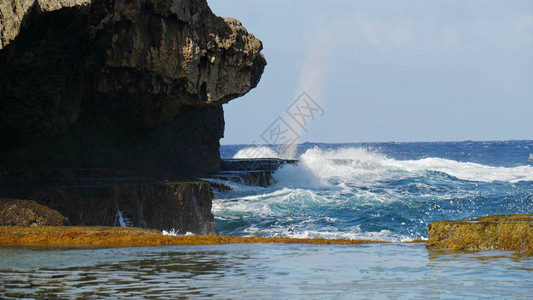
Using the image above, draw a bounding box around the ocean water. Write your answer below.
[216,141,533,241]
[1,141,532,298]
[1,244,532,299]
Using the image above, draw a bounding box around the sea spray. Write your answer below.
[220,143,533,240]
[117,210,133,227]
[284,27,331,158]
[281,147,533,184]
[233,145,533,185]
[234,146,280,159]
[161,229,195,236]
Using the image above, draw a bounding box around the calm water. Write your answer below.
[2,141,532,298]
[1,244,532,299]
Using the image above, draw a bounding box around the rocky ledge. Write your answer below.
[426,214,533,255]
[0,170,217,234]
[207,158,298,188]
[0,226,390,248]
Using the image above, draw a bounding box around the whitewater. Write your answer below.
[215,141,533,241]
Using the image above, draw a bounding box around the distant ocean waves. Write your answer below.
[214,142,533,241]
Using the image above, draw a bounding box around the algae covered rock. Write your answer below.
[427,214,533,255]
[0,226,387,248]
[0,198,69,226]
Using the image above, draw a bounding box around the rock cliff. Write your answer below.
[0,0,266,179]
[0,0,266,234]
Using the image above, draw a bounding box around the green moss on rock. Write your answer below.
[427,214,533,255]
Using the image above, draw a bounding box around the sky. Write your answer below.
[208,0,533,144]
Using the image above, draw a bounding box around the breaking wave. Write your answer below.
[233,146,281,159]
[238,146,533,184]
[218,145,533,241]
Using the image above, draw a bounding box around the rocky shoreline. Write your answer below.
[0,226,393,248]
[0,171,217,234]
[1,213,531,256]
[0,158,298,233]
[1,1,530,255]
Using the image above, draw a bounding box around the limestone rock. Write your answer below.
[0,0,91,49]
[426,214,533,255]
[0,0,266,179]
[0,198,68,226]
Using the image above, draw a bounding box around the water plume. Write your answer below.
[284,27,331,158]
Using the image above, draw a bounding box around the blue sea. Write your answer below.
[217,141,533,241]
[1,141,532,298]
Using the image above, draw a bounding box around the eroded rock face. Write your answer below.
[0,0,266,179]
[0,0,91,49]
[0,170,217,234]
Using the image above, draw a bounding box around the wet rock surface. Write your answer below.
[208,159,298,188]
[0,170,216,234]
[427,214,533,255]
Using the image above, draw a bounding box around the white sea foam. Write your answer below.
[233,146,281,159]
[216,146,532,241]
[161,229,180,236]
[386,157,533,183]
[242,225,419,242]
[273,147,533,185]
[212,188,300,218]
[161,229,194,236]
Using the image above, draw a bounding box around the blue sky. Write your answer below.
[208,0,533,144]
